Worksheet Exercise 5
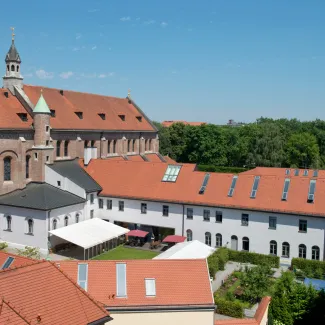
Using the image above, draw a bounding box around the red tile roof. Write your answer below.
[163,235,186,243]
[215,297,271,325]
[59,259,214,308]
[84,160,325,217]
[0,251,38,269]
[0,255,111,325]
[162,120,206,127]
[0,89,32,129]
[21,85,156,131]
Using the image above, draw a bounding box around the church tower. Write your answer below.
[3,27,23,94]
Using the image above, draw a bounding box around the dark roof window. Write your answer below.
[118,114,125,121]
[17,113,28,122]
[199,173,210,195]
[136,116,142,122]
[75,112,83,119]
[98,113,106,120]
[50,109,56,117]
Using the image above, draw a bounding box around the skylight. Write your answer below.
[75,111,83,119]
[162,165,181,182]
[250,176,260,199]
[313,170,318,177]
[145,278,156,297]
[116,263,127,297]
[303,170,308,176]
[199,173,210,194]
[228,175,238,197]
[294,169,299,176]
[281,178,290,201]
[1,256,14,270]
[307,179,316,203]
[77,263,88,291]
[285,169,290,175]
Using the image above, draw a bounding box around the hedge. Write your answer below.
[207,247,230,278]
[291,258,325,276]
[215,297,244,318]
[197,165,249,174]
[228,250,280,268]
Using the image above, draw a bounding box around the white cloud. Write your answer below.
[161,22,168,28]
[120,16,131,21]
[76,33,82,40]
[92,46,97,50]
[36,69,54,80]
[144,20,156,25]
[59,71,74,79]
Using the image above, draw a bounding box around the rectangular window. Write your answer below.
[203,209,210,221]
[187,208,193,220]
[162,205,169,216]
[57,181,61,187]
[285,169,290,175]
[46,156,49,162]
[303,169,308,176]
[99,199,103,209]
[34,152,38,160]
[116,263,127,297]
[119,201,124,211]
[228,176,238,197]
[307,179,316,203]
[90,210,94,218]
[250,176,260,198]
[269,216,277,229]
[241,214,249,226]
[45,125,50,133]
[313,170,318,177]
[46,140,49,146]
[141,203,147,214]
[90,194,94,204]
[107,199,112,210]
[199,173,210,194]
[294,169,299,176]
[215,211,222,223]
[145,278,156,296]
[162,165,181,182]
[299,219,307,232]
[281,178,290,201]
[1,256,14,270]
[77,264,88,291]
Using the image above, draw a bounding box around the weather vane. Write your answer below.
[10,27,15,41]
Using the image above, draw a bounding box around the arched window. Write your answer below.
[56,141,61,157]
[6,216,12,231]
[7,65,9,71]
[84,140,89,148]
[145,139,149,151]
[231,235,238,251]
[107,140,111,154]
[270,240,277,255]
[11,65,15,72]
[52,219,57,230]
[64,140,69,157]
[27,219,33,234]
[205,232,211,246]
[75,213,79,223]
[64,216,69,227]
[149,139,152,151]
[113,140,116,153]
[215,233,222,247]
[282,242,290,258]
[186,229,192,242]
[17,66,19,72]
[91,140,95,148]
[26,155,31,179]
[4,157,12,181]
[312,246,320,260]
[299,244,306,259]
[242,237,249,251]
[128,140,131,152]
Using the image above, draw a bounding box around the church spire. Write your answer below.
[3,27,23,94]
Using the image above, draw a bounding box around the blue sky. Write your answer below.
[1,0,325,124]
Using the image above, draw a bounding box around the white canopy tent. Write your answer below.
[49,218,129,259]
[154,240,215,260]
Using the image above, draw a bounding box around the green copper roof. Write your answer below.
[33,93,51,114]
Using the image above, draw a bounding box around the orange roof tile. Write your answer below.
[0,299,30,325]
[0,89,32,129]
[146,153,165,162]
[0,258,111,325]
[0,251,37,269]
[162,120,206,127]
[59,259,214,308]
[84,160,325,217]
[22,85,156,131]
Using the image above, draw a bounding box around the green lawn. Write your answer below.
[92,246,159,260]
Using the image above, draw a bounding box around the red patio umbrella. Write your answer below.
[127,229,149,238]
[162,235,186,243]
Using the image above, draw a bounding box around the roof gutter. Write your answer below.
[87,316,113,324]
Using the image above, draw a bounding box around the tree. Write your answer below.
[16,246,41,259]
[285,132,320,168]
[240,264,272,303]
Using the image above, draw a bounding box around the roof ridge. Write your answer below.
[48,262,110,316]
[0,298,31,324]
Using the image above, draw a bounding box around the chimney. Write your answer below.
[59,89,64,96]
[4,91,9,98]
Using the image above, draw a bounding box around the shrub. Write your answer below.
[291,258,325,278]
[16,246,41,259]
[215,297,244,318]
[197,165,249,174]
[228,250,280,268]
[207,247,230,277]
[0,242,8,250]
